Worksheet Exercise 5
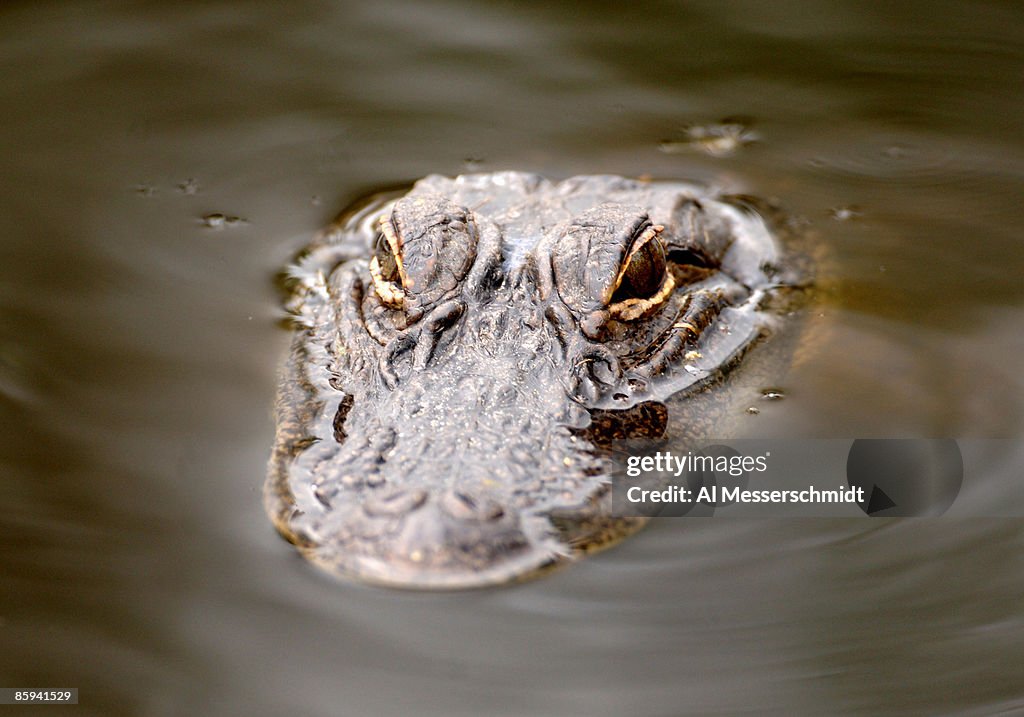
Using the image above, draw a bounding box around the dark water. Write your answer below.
[2,2,1023,715]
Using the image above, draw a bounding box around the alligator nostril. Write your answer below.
[441,490,506,522]
[363,488,428,517]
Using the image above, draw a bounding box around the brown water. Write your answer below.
[2,2,1023,715]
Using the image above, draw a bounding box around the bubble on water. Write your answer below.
[200,213,247,229]
[761,388,785,401]
[746,406,761,415]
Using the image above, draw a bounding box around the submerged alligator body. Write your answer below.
[266,172,805,588]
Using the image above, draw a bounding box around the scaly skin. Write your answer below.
[266,172,811,589]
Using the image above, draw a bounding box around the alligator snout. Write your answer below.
[312,487,563,588]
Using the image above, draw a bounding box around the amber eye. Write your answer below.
[373,233,401,284]
[605,223,674,321]
[369,217,408,308]
[612,235,667,302]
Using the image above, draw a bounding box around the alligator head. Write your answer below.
[266,173,788,588]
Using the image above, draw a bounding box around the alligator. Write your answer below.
[265,172,808,589]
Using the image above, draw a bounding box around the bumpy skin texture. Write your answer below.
[266,172,801,589]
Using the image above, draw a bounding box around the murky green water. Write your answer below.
[2,2,1022,715]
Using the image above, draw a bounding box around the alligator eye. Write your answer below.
[606,223,675,320]
[373,232,401,284]
[369,216,408,308]
[368,196,480,312]
[613,231,667,301]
